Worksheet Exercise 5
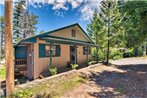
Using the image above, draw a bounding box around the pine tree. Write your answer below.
[13,0,38,43]
[13,0,26,42]
[87,10,107,61]
[100,0,124,64]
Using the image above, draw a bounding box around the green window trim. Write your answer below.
[83,46,91,55]
[39,44,61,58]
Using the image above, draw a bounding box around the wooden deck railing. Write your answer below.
[15,59,27,65]
[15,59,27,77]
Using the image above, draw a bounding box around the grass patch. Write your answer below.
[15,74,86,98]
[0,67,5,80]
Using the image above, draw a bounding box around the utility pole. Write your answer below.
[4,0,15,97]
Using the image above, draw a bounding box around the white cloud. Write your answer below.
[70,0,79,8]
[0,0,102,20]
[52,3,68,10]
[79,0,102,20]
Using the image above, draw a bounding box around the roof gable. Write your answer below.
[15,23,94,46]
[48,25,91,43]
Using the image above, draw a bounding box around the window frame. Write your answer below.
[39,44,60,58]
[71,29,76,37]
[83,46,91,55]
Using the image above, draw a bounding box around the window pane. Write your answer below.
[46,45,50,56]
[52,46,56,56]
[83,47,88,55]
[71,29,76,37]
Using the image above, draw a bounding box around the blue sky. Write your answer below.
[0,0,101,34]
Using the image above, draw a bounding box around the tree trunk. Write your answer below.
[96,35,99,63]
[106,18,110,64]
[4,0,15,97]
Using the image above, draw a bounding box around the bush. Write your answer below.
[123,48,134,58]
[49,66,57,76]
[14,89,33,98]
[0,67,5,79]
[138,48,144,56]
[110,50,123,60]
[71,64,79,70]
[88,61,92,65]
[92,48,105,61]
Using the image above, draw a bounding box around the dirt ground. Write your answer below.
[62,57,147,98]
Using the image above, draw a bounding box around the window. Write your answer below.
[71,29,76,37]
[83,47,91,55]
[83,47,88,55]
[39,44,60,58]
[45,45,56,56]
[45,45,50,57]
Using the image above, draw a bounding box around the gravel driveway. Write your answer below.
[62,57,147,98]
[111,57,147,65]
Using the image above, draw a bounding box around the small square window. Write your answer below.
[83,47,91,55]
[45,45,56,56]
[71,29,76,37]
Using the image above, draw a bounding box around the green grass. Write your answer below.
[15,74,86,98]
[0,67,6,80]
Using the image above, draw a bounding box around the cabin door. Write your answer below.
[70,46,77,64]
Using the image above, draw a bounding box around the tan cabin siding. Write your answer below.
[33,38,70,79]
[33,38,92,79]
[27,44,34,79]
[49,26,89,42]
[77,46,92,65]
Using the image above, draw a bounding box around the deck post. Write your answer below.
[50,43,53,66]
[87,46,89,65]
[75,45,77,64]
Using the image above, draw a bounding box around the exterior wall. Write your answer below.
[77,46,92,65]
[27,43,34,79]
[33,38,92,79]
[33,38,70,79]
[49,25,89,42]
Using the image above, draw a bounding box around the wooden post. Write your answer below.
[74,45,77,64]
[4,0,15,97]
[87,46,89,64]
[50,43,53,66]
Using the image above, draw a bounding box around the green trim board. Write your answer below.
[41,37,98,47]
[14,23,96,47]
[40,35,93,44]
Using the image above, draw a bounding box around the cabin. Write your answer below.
[14,23,97,79]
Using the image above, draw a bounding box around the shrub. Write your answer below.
[71,64,79,70]
[138,48,144,56]
[110,50,123,60]
[123,48,134,57]
[49,66,57,76]
[14,89,33,98]
[0,67,5,79]
[88,61,92,65]
[92,48,105,61]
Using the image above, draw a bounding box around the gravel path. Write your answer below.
[62,57,147,98]
[111,57,147,65]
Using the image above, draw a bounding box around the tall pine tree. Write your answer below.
[87,10,107,61]
[13,0,38,43]
[100,0,124,64]
[88,0,124,63]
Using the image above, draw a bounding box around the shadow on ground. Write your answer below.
[87,64,147,98]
